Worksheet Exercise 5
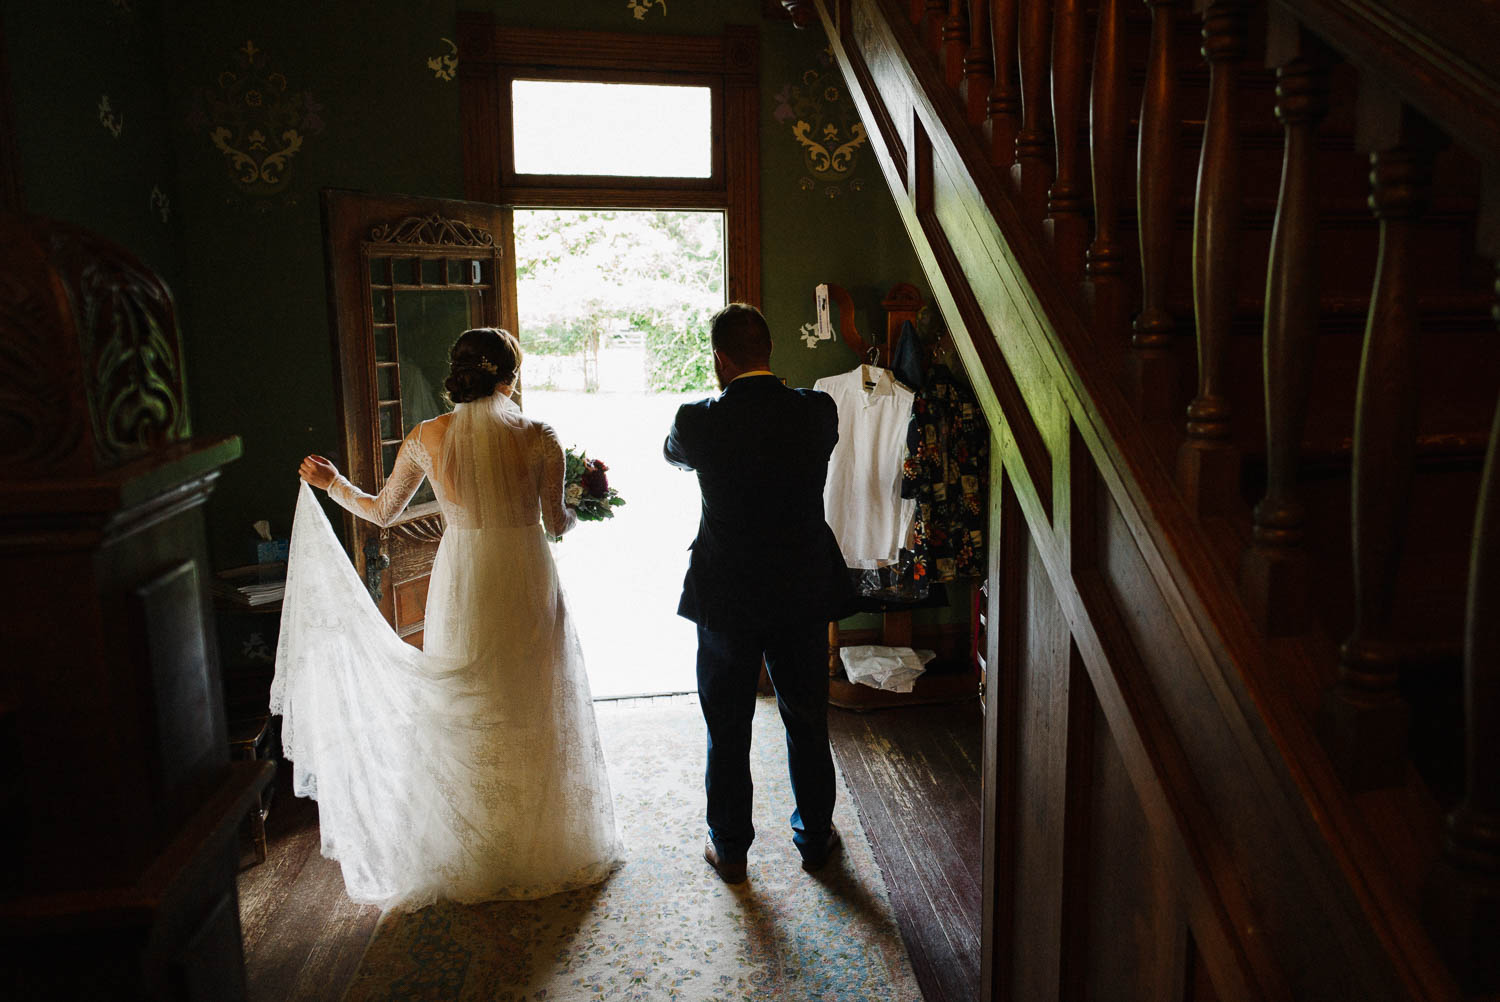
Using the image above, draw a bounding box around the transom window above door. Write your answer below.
[459,16,761,304]
[511,80,712,179]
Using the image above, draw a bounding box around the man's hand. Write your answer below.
[299,455,338,489]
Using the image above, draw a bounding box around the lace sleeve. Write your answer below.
[326,431,427,528]
[535,424,578,538]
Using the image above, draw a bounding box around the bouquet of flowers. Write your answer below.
[563,447,626,522]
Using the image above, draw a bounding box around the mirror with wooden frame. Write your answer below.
[322,190,515,646]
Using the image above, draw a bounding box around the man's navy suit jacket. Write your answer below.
[664,374,850,633]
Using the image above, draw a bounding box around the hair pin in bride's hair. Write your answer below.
[478,360,499,375]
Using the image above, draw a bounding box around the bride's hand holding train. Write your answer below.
[299,454,337,489]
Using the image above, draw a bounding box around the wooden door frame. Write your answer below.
[456,15,761,307]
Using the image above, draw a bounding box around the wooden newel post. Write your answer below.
[1421,185,1500,997]
[1177,0,1249,516]
[1317,98,1439,792]
[1241,20,1330,636]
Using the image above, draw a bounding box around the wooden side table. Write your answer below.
[229,715,276,869]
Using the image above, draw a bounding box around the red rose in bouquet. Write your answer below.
[580,458,610,498]
[560,447,626,528]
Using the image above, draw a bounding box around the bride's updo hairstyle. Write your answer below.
[445,327,522,404]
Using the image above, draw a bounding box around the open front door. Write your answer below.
[322,189,516,646]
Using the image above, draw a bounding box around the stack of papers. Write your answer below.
[232,581,285,607]
[212,563,287,609]
[838,645,937,693]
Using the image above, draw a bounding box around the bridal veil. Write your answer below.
[271,393,623,911]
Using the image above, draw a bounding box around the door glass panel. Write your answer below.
[373,326,393,362]
[369,256,390,286]
[376,364,397,402]
[379,403,398,441]
[512,80,712,178]
[372,288,392,323]
[392,281,487,507]
[382,442,400,477]
[447,259,470,285]
[421,258,444,286]
[394,288,483,429]
[393,258,419,285]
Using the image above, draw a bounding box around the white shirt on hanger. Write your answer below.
[814,364,916,568]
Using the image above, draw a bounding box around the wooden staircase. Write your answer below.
[784,0,1499,998]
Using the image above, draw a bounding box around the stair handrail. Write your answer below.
[1270,0,1500,164]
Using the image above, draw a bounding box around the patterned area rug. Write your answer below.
[343,697,922,1001]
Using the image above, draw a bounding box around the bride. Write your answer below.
[271,327,623,911]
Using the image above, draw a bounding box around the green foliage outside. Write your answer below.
[515,209,722,392]
[634,304,716,392]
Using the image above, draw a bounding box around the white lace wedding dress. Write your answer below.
[270,393,624,911]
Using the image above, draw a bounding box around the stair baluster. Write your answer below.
[941,0,969,90]
[1130,0,1182,417]
[1177,0,1249,515]
[1085,0,1129,331]
[1012,0,1054,223]
[961,0,994,125]
[1241,21,1330,636]
[984,0,1021,167]
[922,0,948,52]
[1318,100,1439,792]
[1046,0,1089,277]
[1422,214,1500,991]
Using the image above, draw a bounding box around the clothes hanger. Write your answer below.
[862,346,882,388]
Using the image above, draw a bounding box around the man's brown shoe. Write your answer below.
[704,840,747,884]
[801,826,842,872]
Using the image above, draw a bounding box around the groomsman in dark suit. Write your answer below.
[664,303,851,883]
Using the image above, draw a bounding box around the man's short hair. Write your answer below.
[710,303,772,368]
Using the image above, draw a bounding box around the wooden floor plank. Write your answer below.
[238,775,380,1002]
[833,720,953,1000]
[238,792,321,956]
[830,701,984,1002]
[245,837,378,1002]
[859,734,981,1000]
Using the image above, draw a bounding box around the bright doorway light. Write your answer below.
[516,209,725,698]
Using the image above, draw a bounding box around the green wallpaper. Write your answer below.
[8,0,182,289]
[159,0,464,568]
[7,0,943,626]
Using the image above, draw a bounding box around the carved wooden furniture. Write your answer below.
[322,191,512,645]
[798,0,1499,996]
[0,214,270,1000]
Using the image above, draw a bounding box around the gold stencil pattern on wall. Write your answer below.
[97,96,124,139]
[773,46,867,199]
[627,0,668,19]
[188,40,325,205]
[427,38,458,81]
[150,185,170,223]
